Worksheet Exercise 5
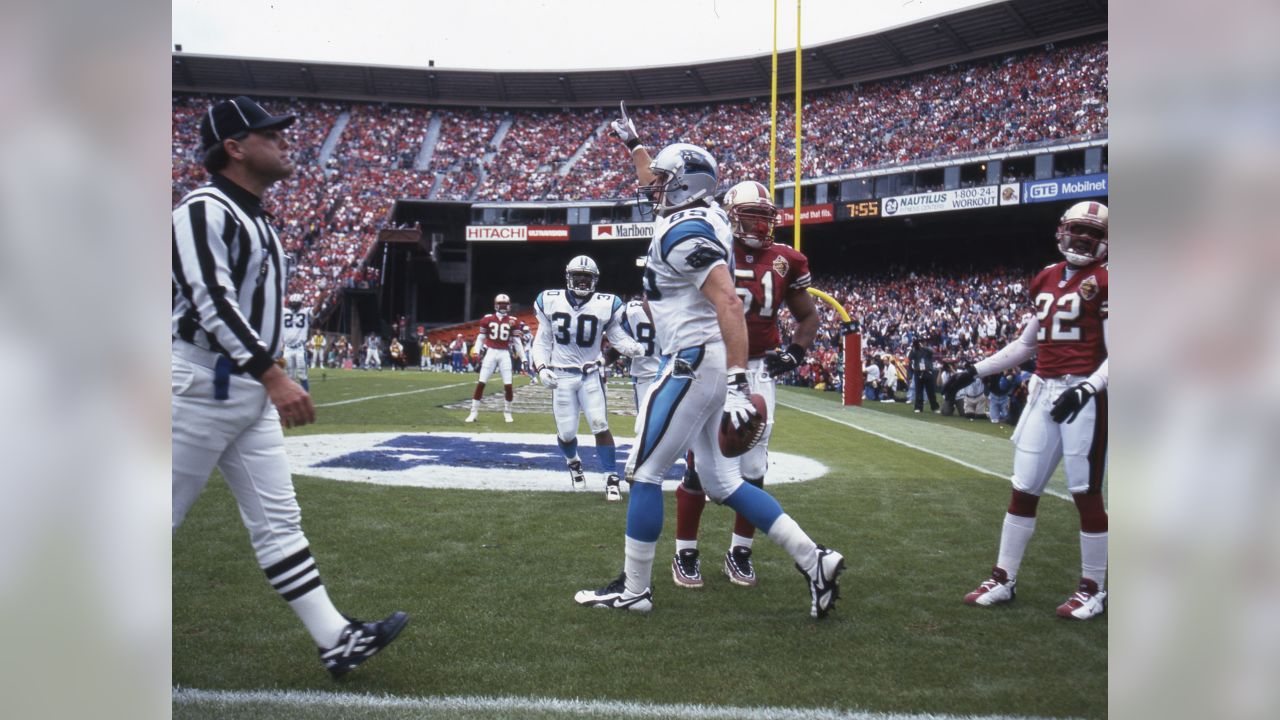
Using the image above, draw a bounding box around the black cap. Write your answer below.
[199,96,296,153]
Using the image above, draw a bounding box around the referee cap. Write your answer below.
[200,96,296,153]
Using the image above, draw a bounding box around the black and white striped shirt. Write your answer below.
[172,174,285,378]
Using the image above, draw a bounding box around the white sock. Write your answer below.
[289,586,349,648]
[997,513,1037,580]
[470,399,479,411]
[624,536,656,595]
[731,533,754,550]
[1080,531,1108,590]
[504,401,512,412]
[765,514,817,572]
[676,539,698,553]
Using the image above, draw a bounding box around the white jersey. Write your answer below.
[532,289,633,371]
[281,308,311,348]
[641,202,734,353]
[620,300,661,380]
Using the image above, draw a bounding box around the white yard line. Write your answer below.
[316,382,469,408]
[776,400,1071,502]
[172,688,1073,720]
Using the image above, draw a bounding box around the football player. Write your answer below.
[671,180,820,589]
[282,293,311,391]
[618,295,661,426]
[573,131,844,618]
[465,293,521,423]
[943,201,1110,620]
[532,256,645,502]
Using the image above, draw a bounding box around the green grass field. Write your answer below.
[173,369,1105,719]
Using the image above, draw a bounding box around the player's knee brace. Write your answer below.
[1073,491,1108,533]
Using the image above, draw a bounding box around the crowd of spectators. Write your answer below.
[172,40,1107,319]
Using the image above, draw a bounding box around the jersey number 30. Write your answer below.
[551,312,598,347]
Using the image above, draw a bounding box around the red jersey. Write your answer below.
[1029,260,1108,378]
[732,242,812,358]
[478,313,520,350]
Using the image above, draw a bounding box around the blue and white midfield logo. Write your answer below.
[286,432,828,492]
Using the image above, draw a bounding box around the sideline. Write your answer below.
[315,382,469,408]
[172,688,1068,720]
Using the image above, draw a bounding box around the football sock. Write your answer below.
[301,379,309,392]
[503,400,512,413]
[556,436,578,461]
[764,513,818,572]
[997,513,1037,579]
[470,399,480,412]
[731,532,755,550]
[676,539,698,552]
[674,484,707,541]
[1080,531,1108,590]
[262,546,347,648]
[472,383,485,401]
[596,442,618,474]
[504,385,513,402]
[723,482,784,534]
[733,476,762,540]
[624,535,657,595]
[625,481,663,543]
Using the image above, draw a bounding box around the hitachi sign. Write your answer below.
[466,226,527,241]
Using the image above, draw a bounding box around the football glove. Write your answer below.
[723,369,758,430]
[942,363,977,400]
[609,101,642,151]
[764,343,806,376]
[1050,381,1096,424]
[537,367,558,389]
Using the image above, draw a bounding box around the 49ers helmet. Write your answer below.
[494,293,511,314]
[1056,201,1108,266]
[565,255,599,298]
[722,180,779,250]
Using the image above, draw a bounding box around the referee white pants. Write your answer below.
[478,348,514,385]
[625,342,744,502]
[1010,374,1108,496]
[171,346,308,568]
[553,367,610,441]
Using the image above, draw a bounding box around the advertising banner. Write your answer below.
[591,222,655,240]
[526,226,569,242]
[1022,173,1109,203]
[999,183,1021,205]
[466,225,527,241]
[880,185,999,217]
[778,204,835,227]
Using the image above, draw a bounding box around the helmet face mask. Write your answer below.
[288,292,303,311]
[1055,201,1109,266]
[494,293,510,314]
[564,255,600,298]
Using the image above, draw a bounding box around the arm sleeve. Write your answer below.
[531,297,553,369]
[604,297,644,357]
[171,199,275,377]
[973,317,1039,378]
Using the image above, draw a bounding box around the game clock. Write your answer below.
[842,200,880,219]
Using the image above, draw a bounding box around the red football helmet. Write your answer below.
[494,293,511,314]
[1056,201,1108,266]
[723,180,779,250]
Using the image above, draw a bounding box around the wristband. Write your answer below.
[626,139,644,151]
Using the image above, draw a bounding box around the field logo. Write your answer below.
[287,432,828,492]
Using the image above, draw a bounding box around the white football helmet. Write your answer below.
[641,143,718,214]
[723,180,779,250]
[565,255,599,298]
[1056,201,1108,266]
[288,293,303,310]
[494,293,511,314]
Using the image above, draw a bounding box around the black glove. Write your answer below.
[1050,381,1096,424]
[764,343,806,376]
[602,346,622,365]
[942,363,977,400]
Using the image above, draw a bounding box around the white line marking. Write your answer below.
[172,688,1075,720]
[316,382,469,408]
[776,401,1071,502]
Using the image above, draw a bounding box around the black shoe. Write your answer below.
[319,611,409,679]
[671,548,704,588]
[796,545,845,618]
[723,546,758,587]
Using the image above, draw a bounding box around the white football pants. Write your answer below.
[478,348,514,385]
[1010,374,1108,496]
[553,367,610,440]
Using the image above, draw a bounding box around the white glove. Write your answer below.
[723,369,758,430]
[609,101,642,151]
[538,367,558,388]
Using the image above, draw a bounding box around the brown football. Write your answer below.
[719,393,769,458]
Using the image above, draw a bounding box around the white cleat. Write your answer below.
[568,460,586,490]
[503,412,514,423]
[964,566,1016,607]
[574,574,653,613]
[798,545,845,618]
[604,474,622,502]
[464,411,478,423]
[1057,579,1107,620]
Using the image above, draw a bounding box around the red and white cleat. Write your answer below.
[964,566,1016,606]
[1056,578,1107,620]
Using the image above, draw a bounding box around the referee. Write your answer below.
[171,96,407,679]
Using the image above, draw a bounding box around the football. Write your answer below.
[719,393,769,458]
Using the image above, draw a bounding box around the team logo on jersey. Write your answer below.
[285,432,827,492]
[772,256,790,277]
[1079,275,1099,301]
[685,241,725,269]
